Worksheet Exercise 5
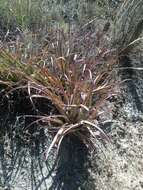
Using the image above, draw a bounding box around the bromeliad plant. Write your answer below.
[0,39,117,159]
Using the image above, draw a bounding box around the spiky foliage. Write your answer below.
[0,30,118,159]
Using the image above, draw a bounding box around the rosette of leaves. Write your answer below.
[0,43,117,159]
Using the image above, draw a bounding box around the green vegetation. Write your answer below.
[0,0,116,32]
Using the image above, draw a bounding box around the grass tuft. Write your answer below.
[0,29,118,159]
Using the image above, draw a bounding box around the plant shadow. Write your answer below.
[0,115,55,190]
[119,55,143,113]
[0,91,55,190]
[0,92,95,190]
[49,135,91,190]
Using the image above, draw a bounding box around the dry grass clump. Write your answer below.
[0,29,118,159]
